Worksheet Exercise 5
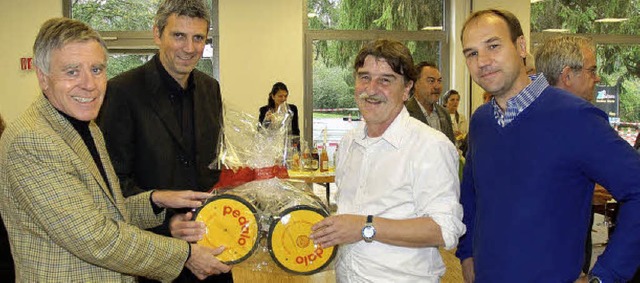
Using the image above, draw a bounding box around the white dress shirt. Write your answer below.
[334,108,465,283]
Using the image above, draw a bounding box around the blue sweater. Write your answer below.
[456,87,640,282]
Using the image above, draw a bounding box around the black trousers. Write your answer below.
[583,210,595,273]
[139,270,233,283]
[0,216,15,282]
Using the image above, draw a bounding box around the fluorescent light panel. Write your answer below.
[542,28,570,32]
[421,26,443,31]
[595,18,628,23]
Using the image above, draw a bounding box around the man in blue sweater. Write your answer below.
[456,9,640,283]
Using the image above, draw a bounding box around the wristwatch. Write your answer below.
[361,215,376,243]
[588,274,602,283]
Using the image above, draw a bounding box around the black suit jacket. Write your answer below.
[405,96,456,144]
[258,104,300,137]
[98,56,223,199]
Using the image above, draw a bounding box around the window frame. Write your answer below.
[302,0,452,143]
[62,0,221,79]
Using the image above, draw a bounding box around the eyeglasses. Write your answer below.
[572,66,598,78]
[584,66,598,77]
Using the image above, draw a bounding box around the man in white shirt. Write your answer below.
[310,39,465,282]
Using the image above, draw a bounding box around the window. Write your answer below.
[63,0,219,79]
[304,0,449,147]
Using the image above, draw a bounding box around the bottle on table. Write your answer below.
[311,141,320,170]
[289,145,300,170]
[319,144,329,172]
[330,144,338,171]
[301,141,311,170]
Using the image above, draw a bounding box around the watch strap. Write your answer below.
[587,275,602,283]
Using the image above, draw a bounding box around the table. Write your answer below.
[232,266,335,283]
[287,169,335,205]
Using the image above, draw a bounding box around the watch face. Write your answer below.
[363,226,375,238]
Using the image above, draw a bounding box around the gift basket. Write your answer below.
[194,104,335,275]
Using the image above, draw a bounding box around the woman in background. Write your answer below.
[443,89,467,145]
[259,82,300,138]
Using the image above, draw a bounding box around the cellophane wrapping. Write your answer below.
[201,105,333,275]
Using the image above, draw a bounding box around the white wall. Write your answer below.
[218,0,304,128]
[0,1,61,122]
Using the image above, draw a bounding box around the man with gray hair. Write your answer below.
[98,0,230,282]
[535,35,601,101]
[535,35,625,277]
[0,17,229,282]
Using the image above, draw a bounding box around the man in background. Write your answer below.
[535,35,600,102]
[405,61,456,144]
[0,17,229,282]
[456,9,640,282]
[98,0,229,282]
[525,52,536,75]
[535,35,605,274]
[310,39,465,282]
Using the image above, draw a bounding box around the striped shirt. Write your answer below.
[491,74,549,127]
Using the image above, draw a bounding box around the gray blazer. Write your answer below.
[405,96,456,144]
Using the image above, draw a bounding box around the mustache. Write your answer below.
[358,92,386,103]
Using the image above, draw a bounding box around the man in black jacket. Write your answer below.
[405,61,456,144]
[98,0,230,282]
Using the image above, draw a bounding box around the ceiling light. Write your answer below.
[421,26,443,31]
[542,28,570,32]
[595,18,628,23]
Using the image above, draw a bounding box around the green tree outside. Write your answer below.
[71,0,214,79]
[307,0,443,113]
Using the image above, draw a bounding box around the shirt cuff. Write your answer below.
[431,212,466,250]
